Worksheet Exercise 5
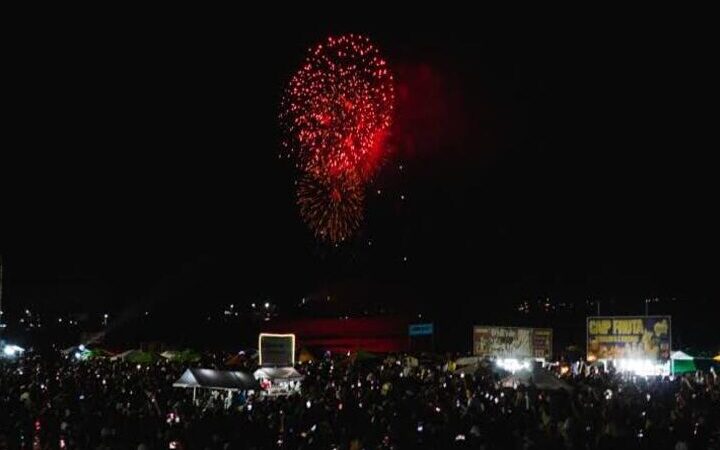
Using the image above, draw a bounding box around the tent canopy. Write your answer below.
[501,369,573,391]
[88,348,114,359]
[110,350,134,361]
[125,350,161,364]
[455,356,482,367]
[254,367,303,382]
[671,351,696,374]
[671,351,694,360]
[455,364,482,376]
[161,349,201,363]
[173,368,259,391]
[109,349,160,363]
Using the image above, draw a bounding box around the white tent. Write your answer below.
[501,369,572,391]
[173,368,259,391]
[110,350,134,361]
[671,351,693,360]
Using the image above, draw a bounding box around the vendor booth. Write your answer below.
[253,367,303,395]
[174,368,259,407]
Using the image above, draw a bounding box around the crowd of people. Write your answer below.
[1,349,719,449]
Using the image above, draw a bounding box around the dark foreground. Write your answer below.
[1,352,719,449]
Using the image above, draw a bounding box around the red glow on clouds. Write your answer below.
[391,63,468,160]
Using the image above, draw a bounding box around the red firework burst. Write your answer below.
[296,173,365,243]
[282,34,394,243]
[282,34,394,181]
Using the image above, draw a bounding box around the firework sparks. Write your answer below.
[282,34,395,242]
[282,34,394,181]
[297,173,364,243]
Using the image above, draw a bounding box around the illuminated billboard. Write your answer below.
[258,333,295,367]
[586,316,671,361]
[473,326,552,359]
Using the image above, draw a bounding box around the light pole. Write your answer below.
[645,297,659,316]
[644,298,657,316]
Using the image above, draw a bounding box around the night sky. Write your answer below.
[2,18,718,345]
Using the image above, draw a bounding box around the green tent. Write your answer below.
[177,349,201,363]
[671,351,696,375]
[350,350,379,363]
[125,350,161,364]
[87,348,114,360]
[161,349,201,363]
